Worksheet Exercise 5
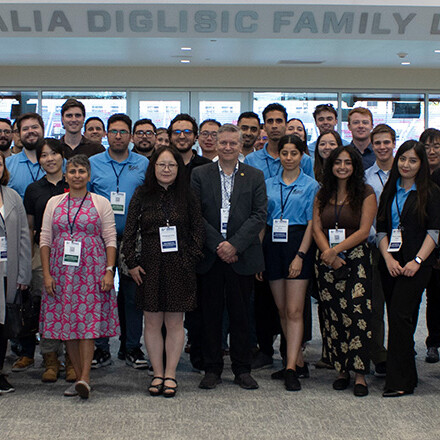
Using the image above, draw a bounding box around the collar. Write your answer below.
[18,149,37,164]
[396,177,417,193]
[105,148,132,164]
[277,169,305,187]
[262,143,280,161]
[218,161,239,177]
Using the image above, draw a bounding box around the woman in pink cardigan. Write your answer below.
[40,155,119,399]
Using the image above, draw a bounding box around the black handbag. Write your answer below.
[4,288,41,339]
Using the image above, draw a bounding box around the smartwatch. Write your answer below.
[414,256,423,265]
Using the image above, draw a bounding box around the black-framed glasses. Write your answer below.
[134,130,155,137]
[0,129,12,135]
[108,129,130,136]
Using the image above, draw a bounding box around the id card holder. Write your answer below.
[329,229,346,248]
[220,208,229,235]
[0,236,7,262]
[387,229,402,252]
[63,240,81,266]
[272,219,289,243]
[159,226,178,253]
[110,191,126,215]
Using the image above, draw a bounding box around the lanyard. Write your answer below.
[394,196,403,229]
[377,171,385,187]
[222,170,236,204]
[110,162,127,193]
[265,158,281,179]
[334,193,346,230]
[67,192,88,237]
[26,162,41,182]
[280,184,296,220]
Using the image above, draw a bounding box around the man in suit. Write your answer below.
[191,124,267,390]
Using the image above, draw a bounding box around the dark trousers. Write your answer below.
[425,267,440,348]
[185,277,204,370]
[0,324,7,371]
[199,258,253,376]
[380,260,431,392]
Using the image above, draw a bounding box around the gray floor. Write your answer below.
[1,300,440,440]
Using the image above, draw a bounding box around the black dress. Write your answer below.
[122,184,205,313]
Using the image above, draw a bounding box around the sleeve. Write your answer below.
[23,184,36,216]
[121,189,142,270]
[301,154,315,179]
[93,194,117,248]
[306,181,320,221]
[185,193,205,262]
[427,185,440,231]
[15,193,32,285]
[39,195,62,248]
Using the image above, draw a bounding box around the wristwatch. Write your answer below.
[106,266,115,273]
[297,251,306,260]
[414,256,423,265]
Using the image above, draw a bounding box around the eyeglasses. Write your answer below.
[134,130,155,137]
[0,129,12,135]
[171,129,194,136]
[108,129,130,136]
[424,143,440,152]
[155,162,178,170]
[199,131,218,139]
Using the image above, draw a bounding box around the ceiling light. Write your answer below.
[180,59,190,64]
[401,61,411,65]
[181,47,192,51]
[435,49,440,53]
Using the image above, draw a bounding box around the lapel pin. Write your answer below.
[240,173,244,176]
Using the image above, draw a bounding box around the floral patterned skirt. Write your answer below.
[315,243,372,374]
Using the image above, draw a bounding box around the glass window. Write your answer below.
[199,101,241,125]
[41,91,126,143]
[0,91,38,121]
[341,93,425,145]
[253,92,339,143]
[428,95,440,131]
[139,101,181,128]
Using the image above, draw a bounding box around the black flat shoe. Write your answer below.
[332,374,350,390]
[163,377,178,398]
[271,368,285,380]
[285,369,301,391]
[149,377,164,396]
[353,383,368,397]
[296,362,310,378]
[382,389,413,398]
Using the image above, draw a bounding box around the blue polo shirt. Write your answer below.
[391,178,416,230]
[266,169,319,226]
[244,144,314,180]
[89,150,149,236]
[6,150,46,198]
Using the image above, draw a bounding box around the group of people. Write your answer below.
[0,98,439,400]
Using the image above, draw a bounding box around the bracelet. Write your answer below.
[106,266,115,273]
[297,251,306,260]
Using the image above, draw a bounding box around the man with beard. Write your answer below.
[237,112,261,157]
[132,118,157,159]
[0,118,13,157]
[6,113,45,198]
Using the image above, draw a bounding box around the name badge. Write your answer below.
[329,229,346,247]
[220,208,229,235]
[0,236,7,262]
[387,228,402,252]
[159,226,178,253]
[272,219,289,243]
[63,240,81,266]
[110,191,126,215]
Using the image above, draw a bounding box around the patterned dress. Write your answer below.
[39,194,120,340]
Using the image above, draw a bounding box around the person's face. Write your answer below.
[170,120,196,153]
[348,112,373,143]
[372,132,395,164]
[19,117,44,151]
[0,122,13,152]
[198,122,219,155]
[107,121,132,154]
[238,117,260,149]
[84,120,106,143]
[423,137,440,170]
[156,131,170,149]
[12,125,22,149]
[39,144,63,175]
[65,163,90,191]
[332,150,353,181]
[216,131,242,164]
[264,111,286,143]
[286,120,306,141]
[318,133,339,160]
[155,150,178,188]
[280,143,303,172]
[133,123,156,152]
[62,106,85,135]
[315,110,337,134]
[398,148,421,181]
[254,129,268,150]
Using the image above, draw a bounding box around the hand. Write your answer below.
[331,256,346,270]
[223,255,238,264]
[255,272,264,282]
[216,241,237,263]
[288,256,303,279]
[17,283,29,291]
[101,270,114,292]
[402,260,420,277]
[320,247,337,266]
[43,275,56,297]
[129,266,146,286]
[385,255,403,277]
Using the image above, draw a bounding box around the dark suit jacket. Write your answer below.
[377,185,440,266]
[191,161,267,275]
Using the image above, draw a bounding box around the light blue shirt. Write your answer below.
[391,178,416,230]
[308,137,350,157]
[244,144,314,180]
[89,149,149,236]
[266,169,319,226]
[6,150,46,199]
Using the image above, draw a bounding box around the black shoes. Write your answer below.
[271,368,285,380]
[296,362,310,379]
[332,374,350,390]
[163,378,178,398]
[425,347,439,363]
[149,377,164,396]
[284,369,301,391]
[353,383,369,397]
[0,374,15,394]
[234,372,259,390]
[199,372,222,389]
[251,351,273,370]
[382,389,413,398]
[374,361,387,377]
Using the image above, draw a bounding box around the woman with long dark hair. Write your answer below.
[122,145,204,398]
[377,140,440,397]
[286,118,310,155]
[313,145,376,397]
[313,130,343,184]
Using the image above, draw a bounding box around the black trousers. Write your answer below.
[425,267,440,348]
[199,258,253,376]
[380,260,432,392]
[0,324,7,371]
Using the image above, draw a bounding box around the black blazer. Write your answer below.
[376,185,440,266]
[191,161,267,275]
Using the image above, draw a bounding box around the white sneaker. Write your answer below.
[64,383,78,397]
